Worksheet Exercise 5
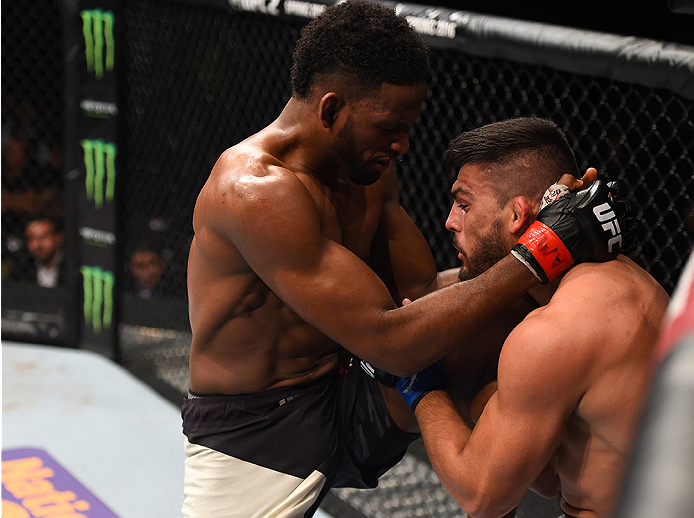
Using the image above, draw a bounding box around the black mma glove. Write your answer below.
[512,180,625,284]
[607,181,637,253]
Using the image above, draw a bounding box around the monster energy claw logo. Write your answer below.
[81,139,116,208]
[81,9,115,79]
[81,266,114,333]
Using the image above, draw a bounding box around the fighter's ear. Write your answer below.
[318,92,345,129]
[509,195,535,235]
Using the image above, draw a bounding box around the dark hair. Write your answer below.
[290,1,430,100]
[130,240,163,258]
[25,214,62,234]
[443,117,581,204]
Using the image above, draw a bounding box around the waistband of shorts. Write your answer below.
[186,373,333,406]
[182,373,337,430]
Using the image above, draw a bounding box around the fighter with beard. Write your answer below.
[396,117,668,518]
[182,4,626,517]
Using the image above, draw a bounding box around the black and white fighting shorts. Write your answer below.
[181,357,419,517]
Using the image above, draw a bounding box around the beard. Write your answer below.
[457,219,509,282]
[333,115,380,186]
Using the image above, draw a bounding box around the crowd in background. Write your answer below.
[1,94,182,299]
[1,95,65,287]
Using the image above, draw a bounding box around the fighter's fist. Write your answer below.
[396,362,447,412]
[512,180,626,284]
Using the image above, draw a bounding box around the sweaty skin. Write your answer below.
[415,257,669,518]
[186,82,546,401]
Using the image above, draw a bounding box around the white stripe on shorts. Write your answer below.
[183,434,327,518]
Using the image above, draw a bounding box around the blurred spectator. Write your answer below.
[1,136,64,217]
[126,243,173,299]
[2,136,38,214]
[11,215,66,288]
[2,96,64,234]
[1,105,66,281]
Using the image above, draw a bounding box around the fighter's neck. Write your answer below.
[269,100,348,189]
[528,276,562,306]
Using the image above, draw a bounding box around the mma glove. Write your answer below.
[360,359,448,412]
[512,180,627,285]
[607,181,637,253]
[396,362,447,412]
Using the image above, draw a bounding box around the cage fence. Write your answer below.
[2,1,693,517]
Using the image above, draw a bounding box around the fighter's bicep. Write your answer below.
[372,191,437,301]
[459,322,582,493]
[218,175,396,344]
[498,316,588,418]
[455,383,564,510]
[264,235,399,348]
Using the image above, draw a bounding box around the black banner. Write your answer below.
[64,0,121,358]
[164,0,694,99]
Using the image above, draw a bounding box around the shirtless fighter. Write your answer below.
[397,117,669,518]
[182,3,626,517]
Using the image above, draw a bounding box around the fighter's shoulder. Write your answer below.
[505,257,664,356]
[495,297,601,402]
[202,144,307,205]
[502,305,576,361]
[215,144,298,185]
[558,256,667,309]
[501,273,607,368]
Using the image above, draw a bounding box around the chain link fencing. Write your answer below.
[1,0,78,346]
[115,1,693,399]
[2,0,693,516]
[1,0,65,240]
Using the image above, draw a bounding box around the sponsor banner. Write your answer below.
[221,0,461,37]
[180,0,462,38]
[80,266,115,334]
[79,227,117,248]
[77,4,118,123]
[65,1,121,356]
[1,448,119,517]
[80,8,115,80]
[80,99,119,119]
[80,139,116,209]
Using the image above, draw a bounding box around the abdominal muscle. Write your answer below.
[188,283,344,396]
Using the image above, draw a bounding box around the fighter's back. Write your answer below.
[528,256,669,516]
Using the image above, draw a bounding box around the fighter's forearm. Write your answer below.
[414,390,479,512]
[434,268,460,291]
[415,390,519,518]
[366,255,536,375]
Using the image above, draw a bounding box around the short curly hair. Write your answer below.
[290,1,430,100]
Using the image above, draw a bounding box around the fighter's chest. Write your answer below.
[320,190,382,260]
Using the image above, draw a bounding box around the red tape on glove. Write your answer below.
[517,220,575,283]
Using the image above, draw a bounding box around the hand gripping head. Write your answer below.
[539,180,625,263]
[512,180,626,284]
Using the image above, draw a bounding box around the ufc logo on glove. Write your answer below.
[593,203,623,254]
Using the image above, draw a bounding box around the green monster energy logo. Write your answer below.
[80,266,114,333]
[80,9,115,79]
[81,139,116,208]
